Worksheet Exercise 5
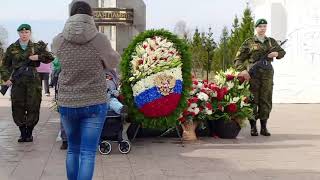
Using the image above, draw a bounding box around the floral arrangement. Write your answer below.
[121,29,192,130]
[178,79,215,124]
[211,68,253,126]
[179,68,253,127]
[129,36,182,82]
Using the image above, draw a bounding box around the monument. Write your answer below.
[72,0,146,54]
[251,0,320,103]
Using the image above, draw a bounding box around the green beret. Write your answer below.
[17,24,31,31]
[255,19,268,27]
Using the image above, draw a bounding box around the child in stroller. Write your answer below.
[99,69,131,155]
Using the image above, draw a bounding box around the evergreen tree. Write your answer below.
[238,7,255,45]
[189,28,204,76]
[213,6,254,72]
[202,27,217,80]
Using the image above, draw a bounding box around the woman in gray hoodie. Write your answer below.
[52,1,120,179]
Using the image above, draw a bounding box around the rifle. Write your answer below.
[248,39,288,77]
[0,44,37,96]
[1,59,33,96]
[0,84,9,95]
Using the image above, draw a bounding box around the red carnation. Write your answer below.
[201,89,206,93]
[187,100,191,107]
[183,110,189,116]
[204,84,208,88]
[193,81,199,86]
[190,97,199,103]
[226,74,235,81]
[209,83,217,91]
[206,102,213,110]
[179,117,186,123]
[216,87,228,101]
[222,87,229,94]
[218,104,224,111]
[227,103,238,113]
[203,80,208,84]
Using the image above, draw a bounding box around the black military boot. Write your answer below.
[18,126,27,143]
[249,120,259,136]
[260,119,271,136]
[25,126,34,142]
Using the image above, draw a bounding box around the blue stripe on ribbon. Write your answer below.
[134,80,183,108]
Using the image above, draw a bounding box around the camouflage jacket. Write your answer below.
[1,40,54,82]
[234,36,286,72]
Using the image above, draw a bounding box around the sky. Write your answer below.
[0,0,248,47]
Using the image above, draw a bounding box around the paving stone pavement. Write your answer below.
[1,95,320,180]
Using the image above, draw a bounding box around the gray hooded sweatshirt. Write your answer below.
[52,14,120,107]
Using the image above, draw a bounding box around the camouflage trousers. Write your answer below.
[249,67,274,121]
[11,76,42,127]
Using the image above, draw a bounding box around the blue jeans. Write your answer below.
[59,103,107,180]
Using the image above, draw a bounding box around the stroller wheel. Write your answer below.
[99,141,112,155]
[118,140,131,154]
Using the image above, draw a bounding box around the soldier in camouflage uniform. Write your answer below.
[234,19,286,136]
[1,24,54,142]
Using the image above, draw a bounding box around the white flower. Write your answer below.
[214,75,226,86]
[210,91,217,98]
[224,69,234,76]
[190,103,198,108]
[231,97,240,103]
[194,107,200,115]
[190,89,197,95]
[197,82,203,89]
[205,109,213,115]
[226,82,234,90]
[197,92,209,101]
[129,77,135,82]
[238,84,244,90]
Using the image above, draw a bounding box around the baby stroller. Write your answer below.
[99,69,131,155]
[98,108,131,155]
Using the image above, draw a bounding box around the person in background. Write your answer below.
[37,62,51,96]
[105,69,128,117]
[49,57,61,89]
[50,57,68,150]
[234,19,286,137]
[1,23,54,142]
